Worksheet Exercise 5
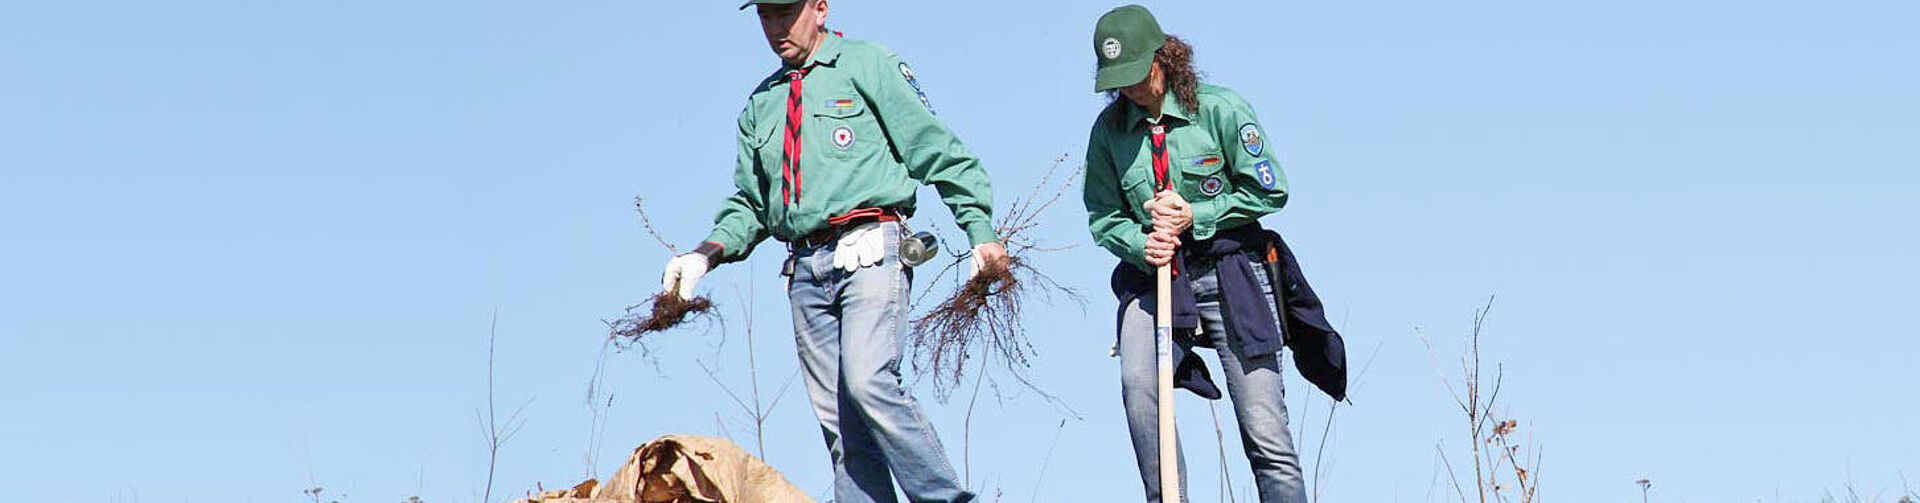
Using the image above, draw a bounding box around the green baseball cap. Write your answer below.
[739,0,803,10]
[1092,5,1166,91]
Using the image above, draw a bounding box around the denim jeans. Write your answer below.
[788,221,974,503]
[1117,256,1308,503]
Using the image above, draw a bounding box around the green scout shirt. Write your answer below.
[701,32,998,263]
[1083,84,1289,272]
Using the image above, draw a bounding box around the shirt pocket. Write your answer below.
[812,97,880,160]
[749,117,782,172]
[1119,164,1156,217]
[1180,151,1230,199]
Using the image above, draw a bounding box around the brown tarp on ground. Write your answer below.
[513,435,814,503]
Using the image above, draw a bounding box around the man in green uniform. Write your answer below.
[658,1,1002,502]
[1082,5,1315,502]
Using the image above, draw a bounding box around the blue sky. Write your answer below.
[3,1,1915,501]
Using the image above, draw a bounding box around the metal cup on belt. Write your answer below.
[898,231,939,267]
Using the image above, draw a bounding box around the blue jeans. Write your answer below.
[787,221,974,503]
[1118,257,1308,503]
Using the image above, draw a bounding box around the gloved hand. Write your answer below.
[832,222,888,272]
[660,253,709,300]
[969,241,1009,280]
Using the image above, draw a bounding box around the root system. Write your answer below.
[610,197,722,348]
[609,292,715,344]
[907,156,1084,399]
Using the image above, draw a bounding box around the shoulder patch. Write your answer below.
[1239,123,1265,157]
[1253,160,1278,190]
[898,62,936,114]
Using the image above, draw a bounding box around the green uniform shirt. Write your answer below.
[1083,84,1289,272]
[702,32,998,262]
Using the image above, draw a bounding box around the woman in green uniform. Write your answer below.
[1082,5,1311,503]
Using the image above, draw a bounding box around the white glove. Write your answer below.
[967,241,1008,280]
[832,222,887,272]
[661,253,709,300]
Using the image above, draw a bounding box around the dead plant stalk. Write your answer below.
[1418,297,1540,503]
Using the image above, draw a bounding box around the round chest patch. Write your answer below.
[1102,38,1122,60]
[1239,123,1265,157]
[831,126,854,149]
[1199,175,1226,196]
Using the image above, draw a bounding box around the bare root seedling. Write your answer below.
[909,155,1084,400]
[608,197,721,349]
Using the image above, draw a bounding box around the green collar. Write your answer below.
[1124,92,1192,130]
[789,31,845,71]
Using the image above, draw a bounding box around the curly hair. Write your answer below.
[1105,35,1203,126]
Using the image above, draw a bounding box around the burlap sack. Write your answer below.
[513,435,813,503]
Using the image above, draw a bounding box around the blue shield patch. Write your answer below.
[1254,160,1278,190]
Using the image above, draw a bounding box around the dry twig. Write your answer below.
[479,311,533,503]
[1419,297,1541,503]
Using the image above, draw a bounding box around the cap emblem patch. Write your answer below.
[1102,38,1122,60]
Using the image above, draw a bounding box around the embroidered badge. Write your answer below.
[899,62,935,114]
[829,98,856,109]
[1192,156,1221,168]
[1200,175,1226,196]
[1239,123,1264,157]
[832,125,854,149]
[1102,38,1122,60]
[1254,160,1278,190]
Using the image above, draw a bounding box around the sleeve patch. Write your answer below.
[898,62,936,114]
[1239,123,1265,157]
[1236,122,1267,157]
[1254,160,1278,190]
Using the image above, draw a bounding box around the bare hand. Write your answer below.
[1143,230,1180,267]
[1144,190,1193,235]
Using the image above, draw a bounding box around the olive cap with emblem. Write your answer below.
[1092,4,1166,91]
[739,0,804,10]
